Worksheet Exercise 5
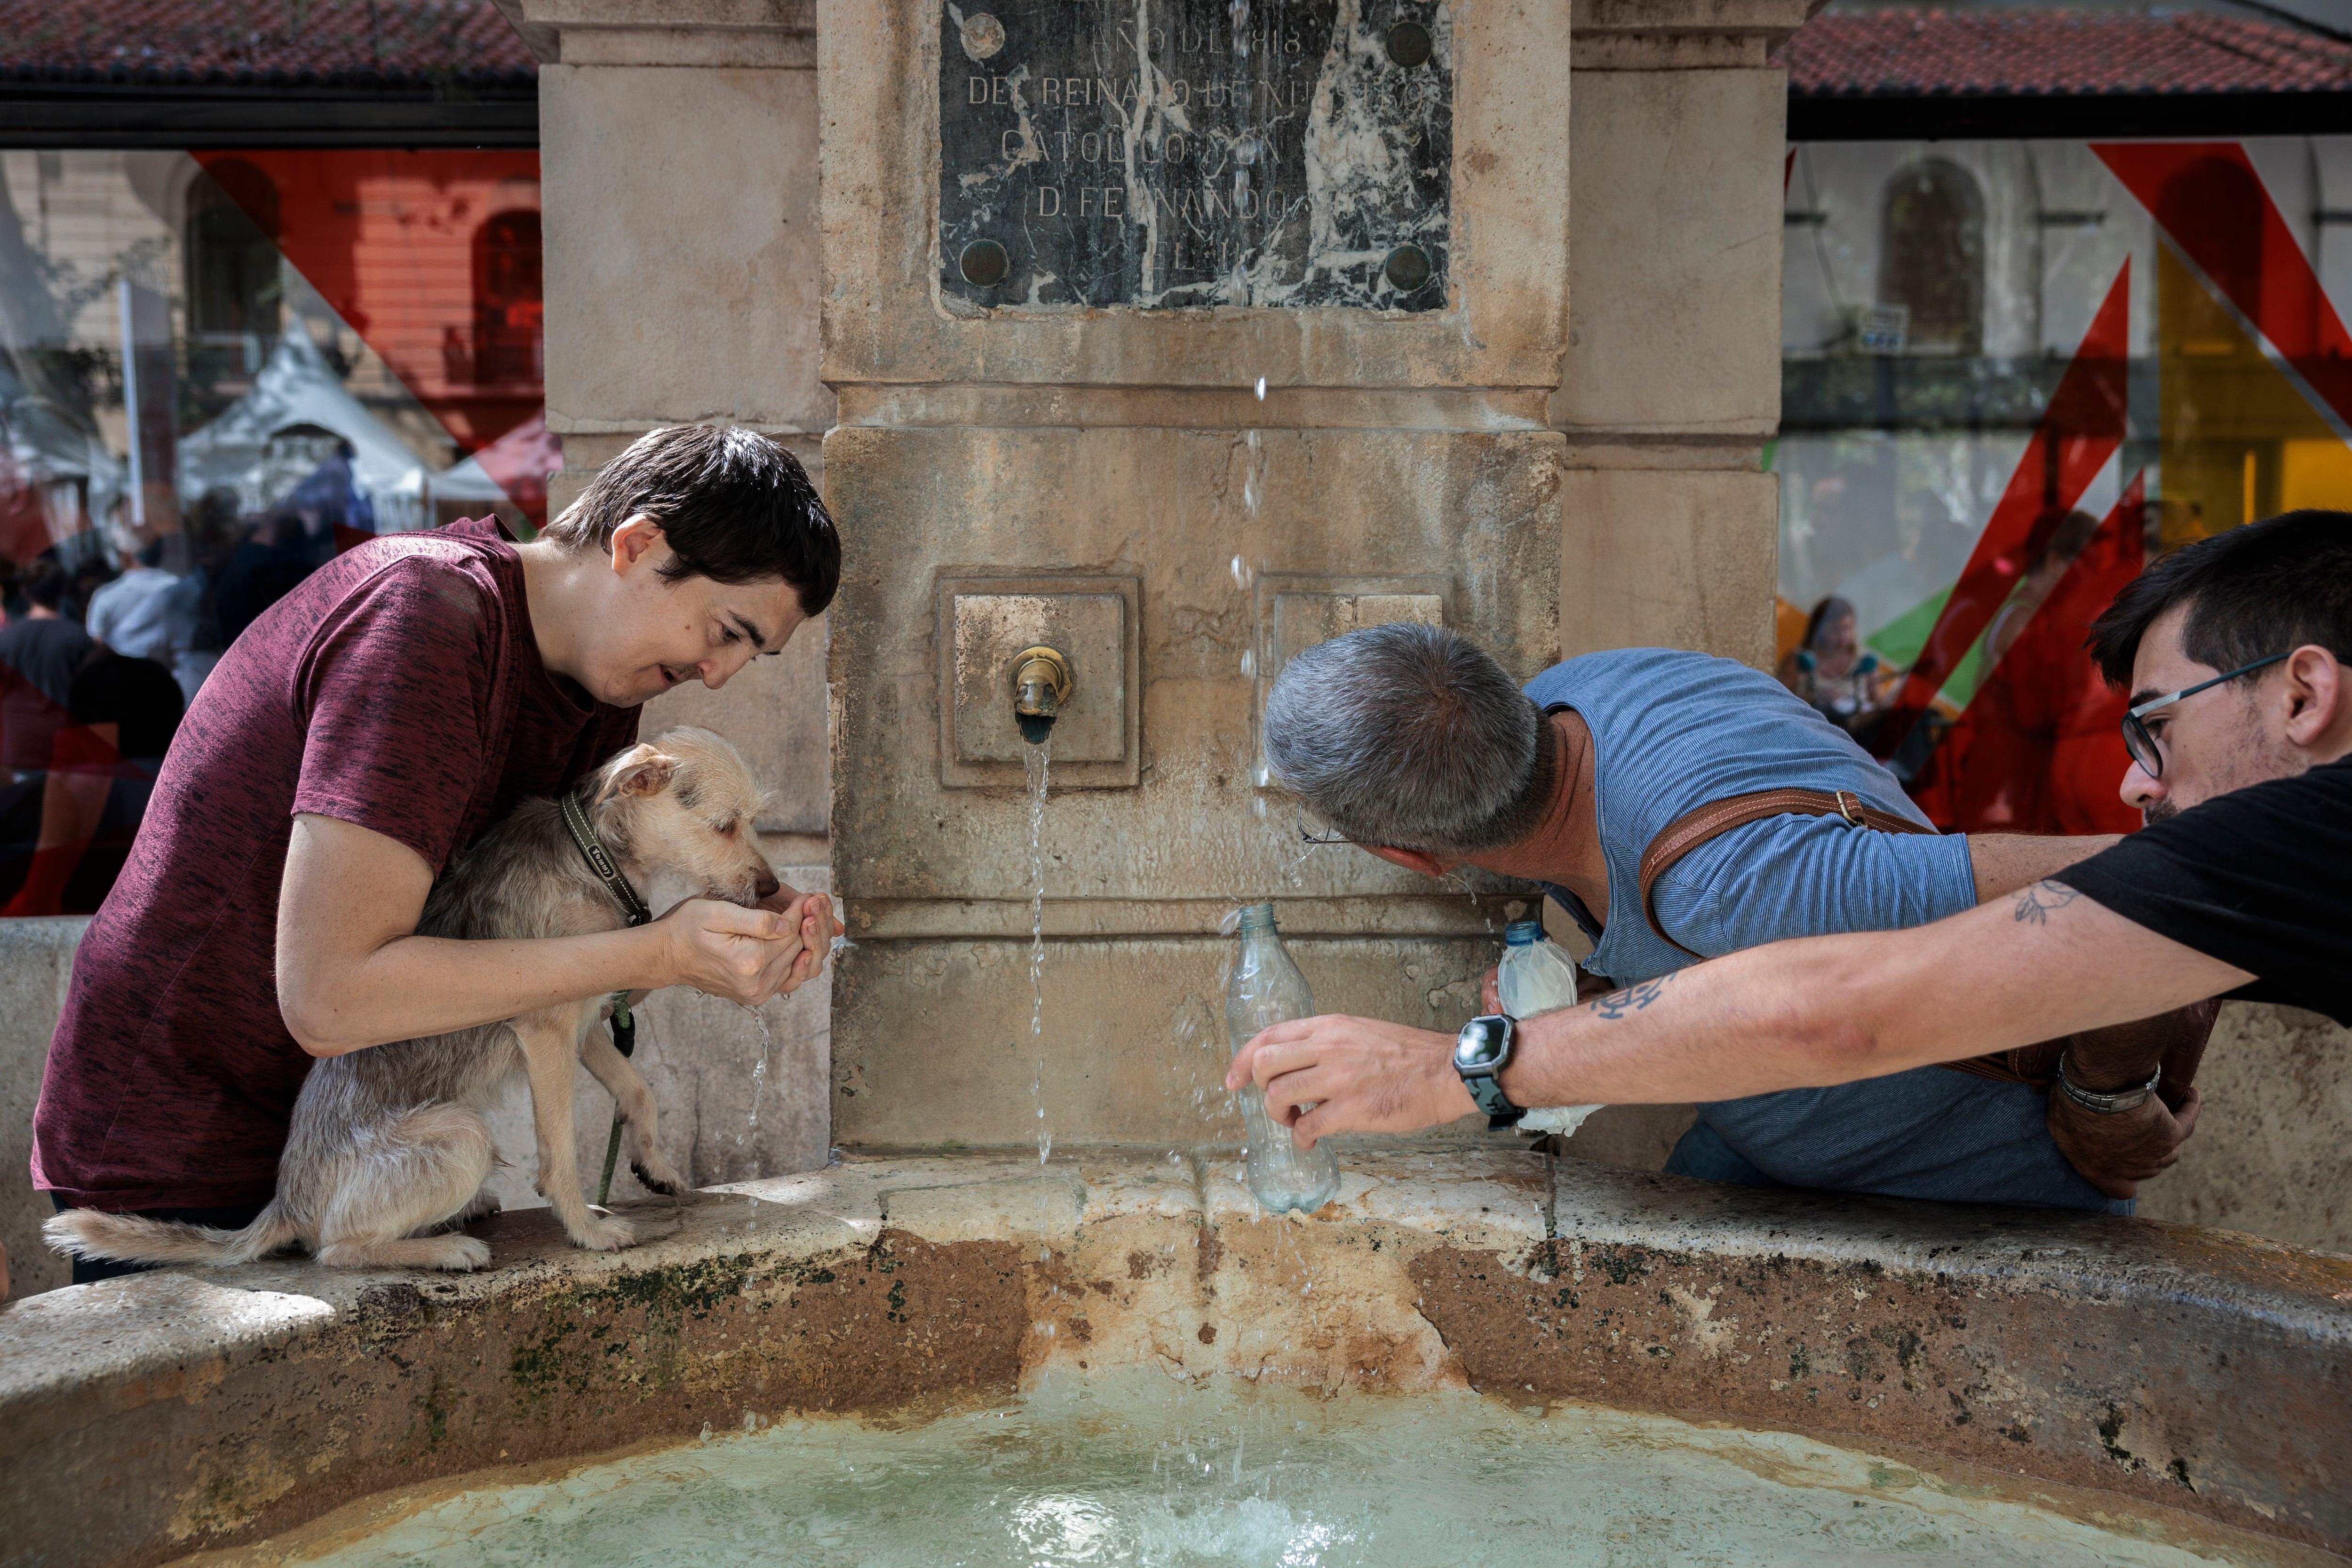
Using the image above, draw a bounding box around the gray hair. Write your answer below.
[1263,622,1549,855]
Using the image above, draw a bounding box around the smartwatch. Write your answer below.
[1454,1014,1525,1129]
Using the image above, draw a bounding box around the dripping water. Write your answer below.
[737,1002,774,1158]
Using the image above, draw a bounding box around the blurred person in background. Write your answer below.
[281,438,374,559]
[215,508,319,647]
[1949,509,2101,833]
[2023,505,2153,835]
[0,648,183,917]
[162,489,240,703]
[1780,596,1894,745]
[0,559,96,781]
[86,535,179,662]
[64,553,116,626]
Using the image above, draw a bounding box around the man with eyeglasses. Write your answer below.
[1232,511,2349,1162]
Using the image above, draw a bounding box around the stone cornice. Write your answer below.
[494,0,816,68]
[1569,0,1826,68]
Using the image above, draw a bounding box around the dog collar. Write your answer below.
[560,789,653,929]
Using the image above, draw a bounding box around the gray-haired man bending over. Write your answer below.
[1263,626,2205,1210]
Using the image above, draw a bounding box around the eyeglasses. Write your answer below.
[2120,653,2288,778]
[1298,806,1352,846]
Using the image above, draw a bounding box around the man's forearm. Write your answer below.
[1964,833,2121,903]
[1494,887,2249,1109]
[280,924,678,1057]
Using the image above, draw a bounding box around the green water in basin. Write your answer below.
[288,1372,2237,1568]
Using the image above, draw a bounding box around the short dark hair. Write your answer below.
[23,560,68,611]
[1263,622,1555,856]
[545,425,840,615]
[2089,510,2352,687]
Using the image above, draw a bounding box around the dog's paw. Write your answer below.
[437,1235,493,1271]
[571,1214,639,1252]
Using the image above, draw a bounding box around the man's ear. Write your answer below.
[2281,644,2346,752]
[597,744,677,802]
[1362,843,1452,879]
[608,513,666,577]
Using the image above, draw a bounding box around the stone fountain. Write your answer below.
[0,0,2346,1562]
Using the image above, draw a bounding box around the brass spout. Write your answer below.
[1011,645,1073,745]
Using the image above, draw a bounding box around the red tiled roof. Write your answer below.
[0,1,536,88]
[1777,9,2352,95]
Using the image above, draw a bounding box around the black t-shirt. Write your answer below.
[0,616,95,707]
[69,653,184,764]
[2062,756,2352,1026]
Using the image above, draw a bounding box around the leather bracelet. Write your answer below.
[2056,1051,2162,1114]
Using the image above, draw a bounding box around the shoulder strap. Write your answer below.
[1637,788,1935,960]
[1636,788,2047,1089]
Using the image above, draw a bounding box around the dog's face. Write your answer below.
[591,727,781,907]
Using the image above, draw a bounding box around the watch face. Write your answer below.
[1455,1016,1509,1072]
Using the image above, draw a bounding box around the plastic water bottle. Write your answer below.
[1494,918,1604,1139]
[1227,902,1341,1214]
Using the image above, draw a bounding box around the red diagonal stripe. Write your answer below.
[2096,141,2352,430]
[1876,261,2132,757]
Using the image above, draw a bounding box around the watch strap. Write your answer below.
[1462,1072,1524,1128]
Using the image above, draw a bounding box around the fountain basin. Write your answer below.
[2,1147,2346,1564]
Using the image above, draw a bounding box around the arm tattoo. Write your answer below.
[2012,880,2082,926]
[1591,974,1675,1021]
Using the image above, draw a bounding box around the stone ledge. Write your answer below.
[1,1149,2346,1565]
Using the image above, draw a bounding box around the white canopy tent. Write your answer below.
[176,328,512,534]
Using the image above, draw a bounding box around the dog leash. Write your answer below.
[558,790,652,1207]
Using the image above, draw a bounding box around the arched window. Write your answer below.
[472,210,543,385]
[1880,160,1985,356]
[185,159,282,341]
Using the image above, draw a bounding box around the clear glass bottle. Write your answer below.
[1494,918,1604,1138]
[1226,902,1341,1214]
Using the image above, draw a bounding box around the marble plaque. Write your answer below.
[938,0,1451,311]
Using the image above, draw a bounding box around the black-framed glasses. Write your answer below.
[2120,653,2288,777]
[1298,806,1352,845]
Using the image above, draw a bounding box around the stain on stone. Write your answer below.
[2097,1405,2137,1469]
[1195,1224,1224,1285]
[355,1281,428,1322]
[1198,1323,1217,1344]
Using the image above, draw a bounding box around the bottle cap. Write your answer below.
[1503,919,1543,945]
[1237,901,1278,932]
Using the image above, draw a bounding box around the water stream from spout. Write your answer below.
[1025,737,1054,1166]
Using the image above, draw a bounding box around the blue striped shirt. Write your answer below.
[1526,648,2120,1213]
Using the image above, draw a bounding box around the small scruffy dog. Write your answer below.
[48,726,781,1272]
